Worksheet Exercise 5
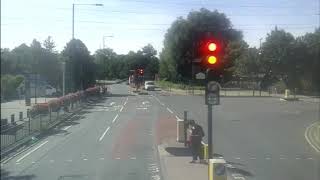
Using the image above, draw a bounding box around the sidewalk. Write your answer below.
[158,140,207,180]
[155,111,208,180]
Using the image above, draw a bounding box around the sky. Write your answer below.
[1,0,319,55]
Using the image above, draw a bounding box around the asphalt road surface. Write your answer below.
[1,84,164,180]
[150,90,320,180]
[1,84,319,180]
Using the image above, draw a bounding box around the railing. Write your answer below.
[0,99,82,151]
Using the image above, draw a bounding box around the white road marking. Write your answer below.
[307,157,313,160]
[115,157,121,160]
[83,158,88,161]
[137,107,148,110]
[63,125,72,131]
[15,162,20,165]
[120,106,124,112]
[66,160,72,162]
[100,157,105,160]
[130,157,137,160]
[304,122,320,152]
[151,175,161,180]
[49,160,54,163]
[142,101,150,105]
[124,101,127,106]
[112,114,119,123]
[235,157,241,160]
[99,126,110,141]
[110,102,115,106]
[250,157,256,160]
[167,108,173,114]
[175,116,182,120]
[266,157,271,160]
[296,157,301,160]
[31,161,36,164]
[16,141,49,163]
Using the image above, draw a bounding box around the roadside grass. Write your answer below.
[156,80,203,90]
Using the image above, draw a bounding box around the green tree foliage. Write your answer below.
[1,38,62,92]
[260,27,320,92]
[94,44,159,80]
[1,75,24,100]
[159,8,243,82]
[62,39,96,92]
[43,36,56,52]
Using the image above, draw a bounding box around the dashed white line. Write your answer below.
[307,157,313,160]
[112,114,119,123]
[66,160,72,162]
[99,126,110,141]
[83,158,88,161]
[166,107,173,114]
[120,106,124,112]
[115,157,121,160]
[100,157,105,160]
[265,157,271,160]
[110,102,115,106]
[235,157,241,160]
[124,101,127,106]
[16,141,49,163]
[63,125,72,131]
[130,157,137,160]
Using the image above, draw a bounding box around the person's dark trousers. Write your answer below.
[191,144,201,161]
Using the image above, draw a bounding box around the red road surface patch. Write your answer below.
[155,115,176,145]
[112,119,142,159]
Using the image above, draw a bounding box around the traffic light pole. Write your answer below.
[208,103,213,159]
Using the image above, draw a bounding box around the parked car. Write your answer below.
[144,81,156,91]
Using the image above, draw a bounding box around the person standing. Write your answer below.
[190,122,205,163]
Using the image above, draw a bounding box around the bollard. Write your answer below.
[208,158,227,180]
[11,114,15,124]
[19,112,23,121]
[201,142,209,161]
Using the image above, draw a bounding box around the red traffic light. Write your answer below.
[208,42,217,51]
[138,69,144,75]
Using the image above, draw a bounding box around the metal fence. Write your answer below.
[0,100,82,150]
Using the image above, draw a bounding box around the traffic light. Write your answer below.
[205,41,219,67]
[139,69,144,75]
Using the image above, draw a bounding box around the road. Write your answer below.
[150,90,320,180]
[1,84,164,180]
[1,83,319,180]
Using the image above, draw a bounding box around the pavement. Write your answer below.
[1,84,319,180]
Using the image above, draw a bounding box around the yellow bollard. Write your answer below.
[201,142,208,161]
[208,158,227,180]
[284,89,290,98]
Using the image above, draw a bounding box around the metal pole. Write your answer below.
[184,111,188,147]
[72,4,75,39]
[62,62,66,96]
[208,104,213,159]
[35,74,37,104]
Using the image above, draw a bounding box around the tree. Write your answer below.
[160,8,243,82]
[62,39,95,92]
[43,36,56,52]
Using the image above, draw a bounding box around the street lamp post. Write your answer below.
[72,3,103,39]
[102,35,114,49]
[62,62,66,96]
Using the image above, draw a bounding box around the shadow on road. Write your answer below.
[165,147,191,156]
[227,166,254,177]
[1,168,36,180]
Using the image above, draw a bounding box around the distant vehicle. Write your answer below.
[144,81,155,91]
[45,85,57,96]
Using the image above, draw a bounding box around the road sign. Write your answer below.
[205,81,220,105]
[196,72,206,79]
